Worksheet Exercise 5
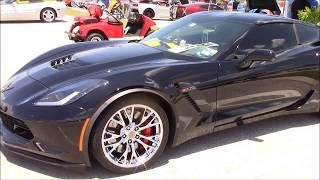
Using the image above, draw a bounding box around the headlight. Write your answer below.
[72,26,80,33]
[34,79,109,106]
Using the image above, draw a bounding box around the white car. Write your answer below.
[0,0,66,22]
[138,1,171,19]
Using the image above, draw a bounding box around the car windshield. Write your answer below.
[141,15,248,60]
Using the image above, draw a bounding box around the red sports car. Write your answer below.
[170,3,223,20]
[66,5,157,42]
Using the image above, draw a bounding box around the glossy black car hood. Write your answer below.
[27,43,166,87]
[73,43,162,64]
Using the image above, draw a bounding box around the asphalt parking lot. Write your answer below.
[0,16,319,179]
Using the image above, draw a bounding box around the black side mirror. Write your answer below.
[239,49,276,69]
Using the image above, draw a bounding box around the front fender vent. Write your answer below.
[50,55,74,69]
[183,94,201,112]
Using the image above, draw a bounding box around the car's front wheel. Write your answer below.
[91,96,169,174]
[143,9,155,19]
[40,8,56,23]
[86,33,105,42]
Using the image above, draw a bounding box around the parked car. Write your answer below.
[138,0,171,19]
[0,0,66,22]
[249,8,274,15]
[169,0,210,19]
[66,4,157,42]
[170,2,223,20]
[2,12,319,174]
[227,0,281,15]
[179,0,209,4]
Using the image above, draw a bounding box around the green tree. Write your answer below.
[298,7,320,26]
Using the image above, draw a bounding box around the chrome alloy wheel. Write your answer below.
[42,9,55,22]
[101,104,164,168]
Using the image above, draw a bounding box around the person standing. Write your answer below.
[108,0,122,14]
[232,0,239,10]
[291,0,311,19]
[123,0,133,18]
[284,0,294,18]
[221,0,228,10]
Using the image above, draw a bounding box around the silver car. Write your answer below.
[0,0,66,22]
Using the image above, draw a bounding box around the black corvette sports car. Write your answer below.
[1,12,319,174]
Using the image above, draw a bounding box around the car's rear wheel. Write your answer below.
[40,8,56,23]
[91,96,169,174]
[86,33,105,41]
[143,9,155,19]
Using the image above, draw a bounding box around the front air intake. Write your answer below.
[0,112,34,140]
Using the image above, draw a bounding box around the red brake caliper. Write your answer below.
[142,128,152,143]
[139,125,152,151]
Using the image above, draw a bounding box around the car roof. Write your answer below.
[194,11,297,25]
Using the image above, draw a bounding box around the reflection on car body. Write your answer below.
[138,0,172,19]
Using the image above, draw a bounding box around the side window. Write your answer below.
[238,23,298,53]
[295,24,320,44]
[200,4,209,10]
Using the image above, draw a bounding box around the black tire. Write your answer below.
[86,33,105,42]
[143,9,155,19]
[40,8,56,23]
[90,95,169,174]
